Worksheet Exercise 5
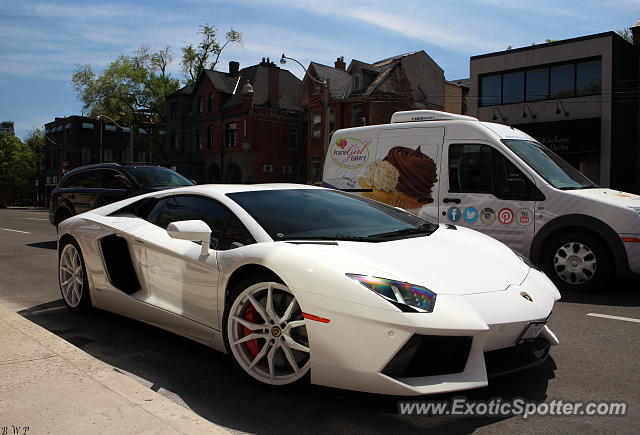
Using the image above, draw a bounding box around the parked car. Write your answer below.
[323,109,640,292]
[0,201,7,209]
[49,163,194,228]
[57,184,559,395]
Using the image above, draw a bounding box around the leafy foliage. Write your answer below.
[71,45,180,124]
[0,134,35,199]
[616,28,632,43]
[181,24,243,86]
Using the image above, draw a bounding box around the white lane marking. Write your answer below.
[0,228,30,234]
[587,313,640,324]
[26,217,48,221]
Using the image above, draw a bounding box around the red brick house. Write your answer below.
[297,51,446,182]
[166,59,306,184]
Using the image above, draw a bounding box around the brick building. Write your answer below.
[297,51,447,182]
[43,115,161,203]
[165,59,305,184]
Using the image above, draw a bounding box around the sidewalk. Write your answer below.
[0,304,229,434]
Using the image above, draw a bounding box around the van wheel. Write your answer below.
[542,231,612,293]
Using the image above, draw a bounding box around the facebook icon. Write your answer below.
[447,206,462,223]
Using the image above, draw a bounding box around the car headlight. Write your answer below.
[512,249,539,271]
[346,274,436,312]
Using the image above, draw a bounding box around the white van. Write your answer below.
[323,110,640,292]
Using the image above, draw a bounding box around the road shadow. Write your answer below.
[559,277,640,307]
[26,240,57,250]
[19,300,555,434]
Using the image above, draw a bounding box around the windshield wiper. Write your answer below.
[278,235,378,242]
[367,223,436,239]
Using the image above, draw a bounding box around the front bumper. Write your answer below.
[294,270,559,396]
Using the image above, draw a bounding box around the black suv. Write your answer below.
[49,163,194,227]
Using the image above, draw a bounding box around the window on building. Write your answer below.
[159,130,167,136]
[137,151,146,162]
[353,75,360,90]
[311,157,321,182]
[502,71,524,104]
[104,124,116,132]
[81,148,91,165]
[102,149,114,162]
[171,130,178,151]
[208,93,214,112]
[352,104,363,127]
[122,126,131,133]
[195,128,202,150]
[207,126,214,150]
[198,95,203,113]
[225,123,236,148]
[479,75,502,106]
[550,64,575,98]
[170,103,178,118]
[576,59,601,96]
[138,128,148,135]
[329,109,336,134]
[262,164,273,173]
[289,128,298,150]
[82,122,94,129]
[282,165,293,175]
[525,68,549,102]
[312,112,321,138]
[65,122,72,130]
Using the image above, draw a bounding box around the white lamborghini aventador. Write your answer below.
[57,184,560,395]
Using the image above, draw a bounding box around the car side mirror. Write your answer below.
[167,220,212,256]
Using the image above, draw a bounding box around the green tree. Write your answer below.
[23,129,46,183]
[71,44,180,125]
[181,24,243,86]
[0,134,35,202]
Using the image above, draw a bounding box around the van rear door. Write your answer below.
[373,127,443,222]
[439,141,539,255]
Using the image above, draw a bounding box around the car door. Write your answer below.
[128,194,251,329]
[439,142,540,255]
[95,169,133,208]
[69,169,104,214]
[375,127,443,222]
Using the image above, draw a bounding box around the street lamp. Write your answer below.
[96,114,134,163]
[280,53,331,182]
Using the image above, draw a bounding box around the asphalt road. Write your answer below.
[1,208,639,434]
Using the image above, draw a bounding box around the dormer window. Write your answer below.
[198,95,204,113]
[353,75,360,90]
[208,93,214,112]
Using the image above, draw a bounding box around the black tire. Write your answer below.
[222,274,310,388]
[58,238,93,313]
[541,231,612,293]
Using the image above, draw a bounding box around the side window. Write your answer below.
[449,144,537,200]
[146,195,249,250]
[71,170,102,188]
[102,169,131,189]
[61,174,78,188]
[219,216,256,250]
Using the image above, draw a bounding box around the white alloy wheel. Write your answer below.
[553,241,596,285]
[59,243,85,308]
[227,281,310,385]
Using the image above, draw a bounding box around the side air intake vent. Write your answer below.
[100,234,140,294]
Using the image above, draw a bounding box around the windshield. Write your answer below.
[502,139,599,190]
[226,189,438,242]
[126,166,193,188]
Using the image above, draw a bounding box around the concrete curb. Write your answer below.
[0,304,231,434]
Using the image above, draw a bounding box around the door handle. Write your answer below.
[443,197,461,204]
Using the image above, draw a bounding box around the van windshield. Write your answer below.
[502,139,599,190]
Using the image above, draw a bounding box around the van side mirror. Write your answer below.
[167,220,211,256]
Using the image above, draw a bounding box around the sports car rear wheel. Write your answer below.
[224,279,310,386]
[58,240,92,313]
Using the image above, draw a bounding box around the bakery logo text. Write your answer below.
[331,138,371,169]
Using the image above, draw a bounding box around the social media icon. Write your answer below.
[498,208,514,225]
[447,206,461,223]
[480,207,496,225]
[516,208,533,226]
[463,207,478,224]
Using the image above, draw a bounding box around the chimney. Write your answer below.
[229,61,240,76]
[631,22,640,46]
[267,62,280,109]
[335,56,346,70]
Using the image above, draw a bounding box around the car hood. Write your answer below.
[290,225,530,296]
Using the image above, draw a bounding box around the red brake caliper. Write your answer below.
[242,303,262,358]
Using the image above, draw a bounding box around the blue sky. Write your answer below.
[1,0,638,139]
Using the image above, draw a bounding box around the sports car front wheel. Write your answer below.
[224,278,310,386]
[58,239,92,313]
